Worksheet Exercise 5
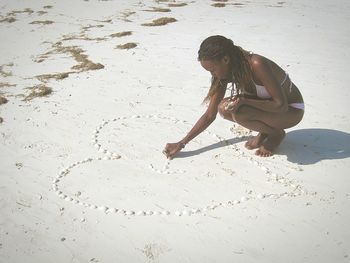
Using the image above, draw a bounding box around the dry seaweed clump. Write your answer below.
[37,11,48,15]
[0,82,16,88]
[212,3,226,7]
[144,7,171,12]
[50,42,104,72]
[36,72,71,82]
[142,17,177,26]
[73,61,104,71]
[30,20,54,25]
[168,3,187,7]
[8,8,34,15]
[24,84,52,101]
[110,31,132,38]
[0,64,13,77]
[116,43,137,50]
[121,11,136,22]
[155,0,175,3]
[0,17,16,23]
[0,96,8,105]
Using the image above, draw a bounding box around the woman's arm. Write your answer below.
[164,84,226,159]
[239,56,289,113]
[179,87,226,145]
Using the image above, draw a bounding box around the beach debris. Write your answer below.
[81,24,104,32]
[0,63,13,77]
[110,31,132,38]
[52,44,105,71]
[15,162,23,169]
[168,3,187,7]
[29,20,54,25]
[120,11,135,22]
[116,43,137,50]
[0,17,16,23]
[142,17,177,26]
[35,72,71,82]
[143,7,171,12]
[24,84,52,101]
[60,237,66,242]
[37,11,48,16]
[0,96,8,105]
[0,117,3,123]
[211,3,226,7]
[0,9,34,23]
[7,8,34,15]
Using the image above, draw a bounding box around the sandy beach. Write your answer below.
[1,0,350,262]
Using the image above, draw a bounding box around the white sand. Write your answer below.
[1,0,350,262]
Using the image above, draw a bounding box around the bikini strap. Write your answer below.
[280,73,293,93]
[280,73,289,86]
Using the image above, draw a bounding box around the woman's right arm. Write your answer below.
[164,86,226,159]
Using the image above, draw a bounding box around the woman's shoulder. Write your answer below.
[249,52,267,69]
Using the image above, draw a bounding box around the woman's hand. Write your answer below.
[225,96,244,113]
[163,142,185,159]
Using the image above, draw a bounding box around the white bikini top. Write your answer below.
[245,51,293,98]
[254,73,292,99]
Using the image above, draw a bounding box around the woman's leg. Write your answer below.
[218,99,304,156]
[218,99,270,150]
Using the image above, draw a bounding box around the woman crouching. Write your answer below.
[164,35,304,158]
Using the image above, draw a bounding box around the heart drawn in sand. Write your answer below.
[53,115,307,216]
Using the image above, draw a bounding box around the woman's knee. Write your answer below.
[218,98,233,120]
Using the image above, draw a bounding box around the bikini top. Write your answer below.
[253,73,292,99]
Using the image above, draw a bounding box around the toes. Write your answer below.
[255,147,273,157]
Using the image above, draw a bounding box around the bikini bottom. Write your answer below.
[289,103,305,110]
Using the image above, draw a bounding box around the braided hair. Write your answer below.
[198,35,255,102]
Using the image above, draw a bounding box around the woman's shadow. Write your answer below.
[278,128,350,164]
[176,128,350,165]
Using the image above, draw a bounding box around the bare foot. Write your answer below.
[255,130,286,157]
[245,133,268,150]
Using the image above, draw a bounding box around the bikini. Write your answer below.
[242,51,305,110]
[253,73,305,110]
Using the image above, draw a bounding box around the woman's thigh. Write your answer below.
[234,105,304,129]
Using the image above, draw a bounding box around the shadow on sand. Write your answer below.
[176,128,350,165]
[175,137,246,159]
[278,128,350,165]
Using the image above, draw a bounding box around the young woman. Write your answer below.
[163,35,304,158]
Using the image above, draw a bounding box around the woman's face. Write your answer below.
[200,57,231,80]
